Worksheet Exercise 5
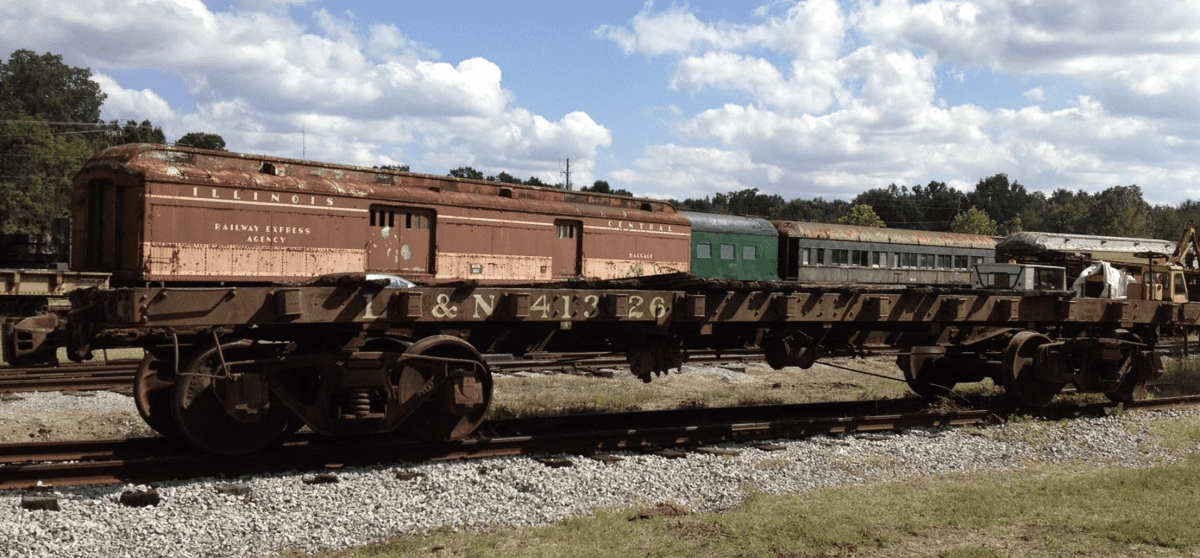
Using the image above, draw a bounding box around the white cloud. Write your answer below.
[0,0,611,181]
[92,74,176,122]
[595,0,845,60]
[599,0,1200,205]
[416,109,613,185]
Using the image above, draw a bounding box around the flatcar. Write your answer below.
[1,219,108,333]
[5,145,1183,455]
[73,144,691,287]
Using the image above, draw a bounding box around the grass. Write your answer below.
[488,358,914,420]
[281,454,1200,558]
[1148,357,1200,399]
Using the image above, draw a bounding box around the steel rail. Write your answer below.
[4,395,1198,490]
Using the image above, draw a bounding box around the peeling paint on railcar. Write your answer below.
[74,144,693,285]
[772,220,997,249]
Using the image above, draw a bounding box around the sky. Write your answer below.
[3,0,1200,205]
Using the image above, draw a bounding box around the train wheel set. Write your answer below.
[7,275,1182,454]
[129,331,495,454]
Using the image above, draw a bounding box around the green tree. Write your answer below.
[0,50,104,125]
[777,197,852,223]
[1086,185,1152,237]
[494,171,521,184]
[853,181,966,231]
[176,132,225,150]
[1039,189,1093,234]
[966,174,1036,235]
[0,118,90,234]
[95,119,163,146]
[448,167,484,180]
[580,180,633,196]
[0,50,107,234]
[838,204,886,227]
[950,207,999,236]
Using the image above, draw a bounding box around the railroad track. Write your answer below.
[0,360,142,393]
[5,394,1198,490]
[0,350,766,393]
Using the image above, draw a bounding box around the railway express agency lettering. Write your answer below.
[213,222,313,244]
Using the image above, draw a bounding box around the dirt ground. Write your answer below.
[0,356,926,444]
[0,392,153,443]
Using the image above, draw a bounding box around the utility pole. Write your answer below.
[562,158,571,190]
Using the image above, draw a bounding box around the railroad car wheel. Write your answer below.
[171,341,294,455]
[1000,331,1064,407]
[133,353,178,438]
[1106,369,1150,405]
[899,347,956,400]
[395,335,493,442]
[1105,331,1153,405]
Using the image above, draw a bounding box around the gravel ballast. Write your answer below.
[1,389,1197,558]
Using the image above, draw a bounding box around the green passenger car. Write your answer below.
[679,211,779,281]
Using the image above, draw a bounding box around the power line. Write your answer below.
[0,119,159,129]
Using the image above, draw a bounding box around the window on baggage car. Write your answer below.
[697,243,712,259]
[743,245,757,260]
[370,209,395,228]
[721,244,735,259]
[407,212,430,230]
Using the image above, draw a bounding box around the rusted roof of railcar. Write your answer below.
[77,143,688,224]
[678,211,777,237]
[996,231,1175,258]
[770,220,997,249]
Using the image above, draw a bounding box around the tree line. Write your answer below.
[1,48,1195,242]
[672,175,1192,240]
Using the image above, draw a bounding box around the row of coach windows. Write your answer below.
[696,243,758,261]
[801,248,982,270]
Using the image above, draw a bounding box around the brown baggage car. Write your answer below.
[73,144,691,286]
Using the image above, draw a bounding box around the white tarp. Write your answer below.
[1072,261,1136,298]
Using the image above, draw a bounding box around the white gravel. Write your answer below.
[1,390,1197,558]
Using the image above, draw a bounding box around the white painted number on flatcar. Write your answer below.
[628,296,645,318]
[582,295,599,318]
[649,297,668,318]
[626,296,669,319]
[530,295,552,318]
